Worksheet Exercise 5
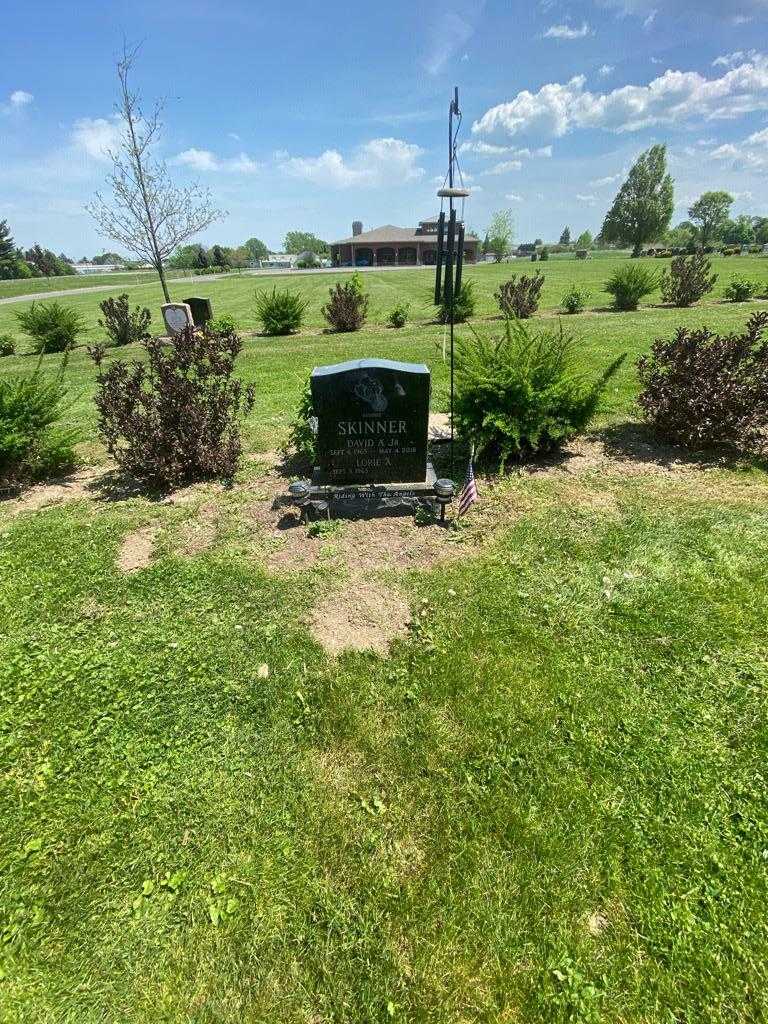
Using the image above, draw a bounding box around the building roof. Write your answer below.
[331,222,479,246]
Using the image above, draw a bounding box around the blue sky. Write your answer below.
[2,0,768,256]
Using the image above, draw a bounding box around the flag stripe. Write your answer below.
[458,455,478,516]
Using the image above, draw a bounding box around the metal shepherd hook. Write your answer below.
[434,86,469,479]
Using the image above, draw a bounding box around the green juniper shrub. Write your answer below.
[660,254,718,308]
[560,284,590,314]
[637,310,768,450]
[0,334,15,357]
[605,263,659,311]
[724,276,757,302]
[387,301,410,328]
[254,286,309,335]
[0,358,77,488]
[539,247,550,261]
[322,281,369,332]
[455,317,624,468]
[349,270,365,296]
[89,322,255,489]
[98,293,152,347]
[288,375,316,463]
[208,312,238,335]
[14,300,86,353]
[575,249,589,260]
[438,280,476,324]
[497,273,545,319]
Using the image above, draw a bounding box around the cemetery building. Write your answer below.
[330,217,479,268]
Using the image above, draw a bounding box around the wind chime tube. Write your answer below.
[454,223,465,297]
[434,211,446,305]
[444,208,457,309]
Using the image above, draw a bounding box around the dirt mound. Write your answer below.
[117,524,159,573]
[308,579,412,657]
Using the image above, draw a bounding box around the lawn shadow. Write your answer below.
[598,421,768,474]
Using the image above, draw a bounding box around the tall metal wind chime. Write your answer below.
[434,86,470,477]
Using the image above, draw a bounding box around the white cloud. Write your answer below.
[482,160,523,175]
[598,0,768,20]
[424,11,476,75]
[171,147,261,173]
[459,141,552,158]
[643,9,657,28]
[707,124,768,168]
[590,172,623,185]
[576,193,598,203]
[747,126,768,144]
[9,90,33,108]
[473,53,768,139]
[281,137,424,188]
[543,21,593,38]
[228,132,241,142]
[505,192,524,201]
[71,116,122,160]
[461,52,470,62]
[599,64,615,77]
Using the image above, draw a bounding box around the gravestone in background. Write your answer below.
[161,302,194,337]
[311,358,430,485]
[184,296,212,327]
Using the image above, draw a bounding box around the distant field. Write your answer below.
[1,254,767,349]
[0,267,234,300]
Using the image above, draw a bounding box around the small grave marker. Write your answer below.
[161,302,194,337]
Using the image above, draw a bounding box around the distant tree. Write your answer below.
[482,232,491,255]
[243,237,269,261]
[664,221,697,249]
[688,191,733,246]
[91,252,126,265]
[23,245,72,277]
[0,220,28,279]
[575,230,593,249]
[722,214,754,246]
[210,244,231,268]
[559,226,571,246]
[87,44,224,303]
[600,144,674,257]
[284,231,329,256]
[753,217,768,245]
[487,210,514,262]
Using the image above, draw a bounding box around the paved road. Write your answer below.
[0,264,431,307]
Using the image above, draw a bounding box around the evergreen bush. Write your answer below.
[605,264,659,311]
[438,281,476,324]
[14,301,86,353]
[455,318,624,468]
[724,276,757,302]
[254,287,309,335]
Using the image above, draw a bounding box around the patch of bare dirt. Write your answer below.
[117,523,159,573]
[2,467,102,516]
[586,910,609,937]
[308,578,412,657]
[176,503,219,557]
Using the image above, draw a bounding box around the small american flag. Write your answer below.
[457,447,478,516]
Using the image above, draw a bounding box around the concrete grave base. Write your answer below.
[307,462,439,518]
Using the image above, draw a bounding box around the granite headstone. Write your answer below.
[311,358,430,485]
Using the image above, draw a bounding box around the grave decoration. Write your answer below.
[183,296,213,327]
[161,302,194,337]
[289,357,454,518]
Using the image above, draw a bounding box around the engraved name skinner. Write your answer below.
[338,419,407,436]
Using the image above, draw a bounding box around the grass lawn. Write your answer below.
[1,255,767,348]
[2,261,768,1021]
[0,267,223,301]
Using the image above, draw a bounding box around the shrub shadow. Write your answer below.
[598,420,768,474]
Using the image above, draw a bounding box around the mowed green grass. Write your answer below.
[1,255,767,348]
[0,267,225,300]
[2,256,768,1021]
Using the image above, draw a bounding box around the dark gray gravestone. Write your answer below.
[311,358,430,484]
[183,296,212,327]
